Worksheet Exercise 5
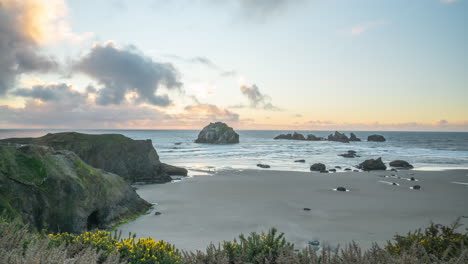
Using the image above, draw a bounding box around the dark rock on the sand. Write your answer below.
[0,132,187,183]
[410,177,416,181]
[389,160,414,169]
[303,208,311,211]
[368,134,386,142]
[344,168,352,171]
[154,212,162,216]
[327,131,350,143]
[335,166,342,169]
[274,132,306,140]
[412,185,421,190]
[295,159,306,163]
[336,187,347,192]
[306,134,324,141]
[195,122,239,144]
[392,182,398,186]
[353,170,359,172]
[391,168,398,172]
[329,169,337,172]
[174,142,182,145]
[308,240,320,246]
[257,164,271,169]
[320,170,329,173]
[348,150,357,154]
[358,157,387,171]
[349,133,361,142]
[0,144,150,233]
[310,163,326,171]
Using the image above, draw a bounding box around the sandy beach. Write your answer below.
[117,169,468,251]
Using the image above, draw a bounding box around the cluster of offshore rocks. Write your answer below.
[274,131,386,143]
[0,132,188,234]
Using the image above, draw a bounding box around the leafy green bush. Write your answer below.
[386,219,467,259]
[49,230,181,264]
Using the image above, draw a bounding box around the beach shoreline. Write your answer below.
[119,168,468,251]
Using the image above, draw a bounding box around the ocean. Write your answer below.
[1,129,467,173]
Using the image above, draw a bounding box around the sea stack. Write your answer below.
[368,134,386,142]
[195,122,239,144]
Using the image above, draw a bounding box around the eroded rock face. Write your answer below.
[358,157,387,171]
[195,122,239,144]
[328,131,350,143]
[389,160,414,169]
[306,134,324,141]
[368,134,386,142]
[0,145,150,234]
[1,132,187,183]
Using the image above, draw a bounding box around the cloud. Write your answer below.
[238,84,281,110]
[0,0,61,95]
[73,42,182,106]
[12,83,85,102]
[223,0,305,21]
[347,20,386,36]
[434,119,449,126]
[182,103,239,122]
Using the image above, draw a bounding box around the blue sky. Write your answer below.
[0,0,467,130]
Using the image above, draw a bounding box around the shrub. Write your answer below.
[386,219,468,260]
[49,230,181,264]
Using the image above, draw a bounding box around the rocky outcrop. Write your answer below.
[327,131,350,143]
[0,145,150,234]
[1,132,187,183]
[306,134,324,141]
[357,157,387,171]
[368,134,386,142]
[274,132,306,140]
[310,163,326,172]
[195,122,239,144]
[389,160,414,169]
[349,133,361,141]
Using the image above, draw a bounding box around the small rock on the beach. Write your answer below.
[310,163,326,171]
[320,170,329,173]
[410,177,416,181]
[344,168,351,171]
[389,160,414,169]
[358,157,387,171]
[329,169,337,172]
[353,170,359,172]
[335,166,342,169]
[303,208,311,211]
[412,185,421,190]
[391,168,398,172]
[308,240,320,246]
[154,212,162,216]
[295,159,306,163]
[336,187,347,192]
[257,164,271,169]
[392,182,398,186]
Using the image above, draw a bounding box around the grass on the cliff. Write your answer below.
[1,215,467,264]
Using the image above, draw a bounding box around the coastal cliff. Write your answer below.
[0,132,187,183]
[0,144,151,233]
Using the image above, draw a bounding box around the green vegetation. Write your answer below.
[0,145,48,186]
[1,215,467,264]
[386,219,468,260]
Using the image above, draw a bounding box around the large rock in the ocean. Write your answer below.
[274,132,306,140]
[358,157,387,171]
[306,134,324,141]
[195,122,239,144]
[368,134,386,142]
[310,163,326,172]
[389,160,414,169]
[327,131,350,143]
[349,133,361,142]
[0,132,187,183]
[0,145,150,233]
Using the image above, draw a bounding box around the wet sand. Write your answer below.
[118,169,468,251]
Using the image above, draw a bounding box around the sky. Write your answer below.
[0,0,467,131]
